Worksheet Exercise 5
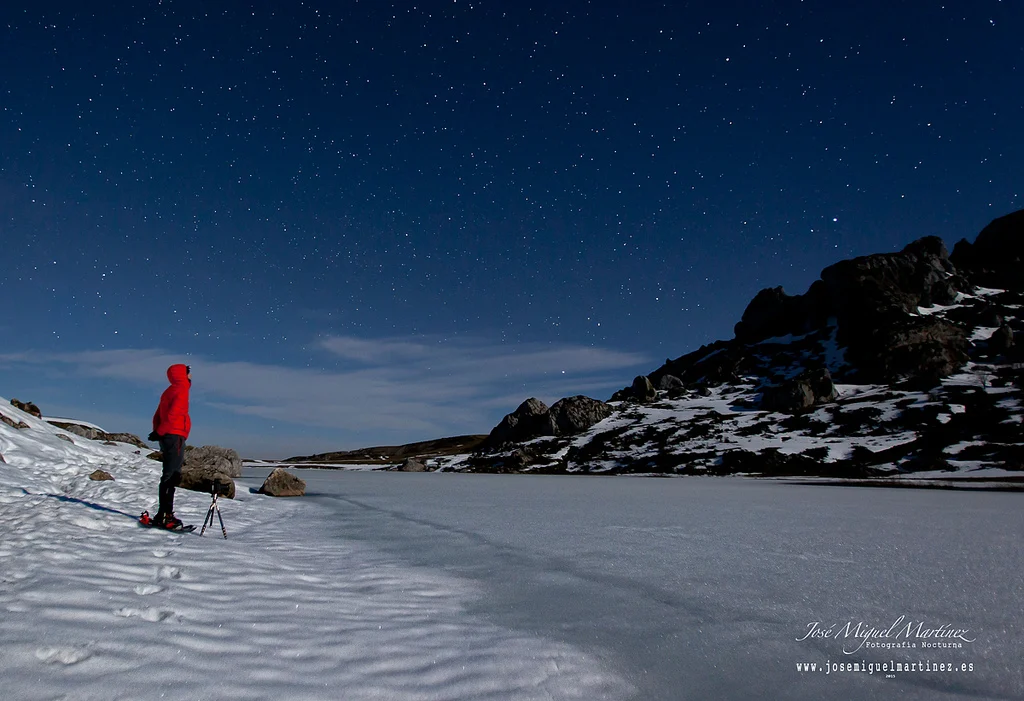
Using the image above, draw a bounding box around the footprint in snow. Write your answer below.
[68,516,106,531]
[156,565,182,581]
[114,607,178,623]
[134,584,165,596]
[35,646,93,665]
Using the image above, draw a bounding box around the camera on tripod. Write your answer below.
[210,481,231,496]
[201,481,230,538]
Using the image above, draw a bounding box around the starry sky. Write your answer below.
[2,1,1021,458]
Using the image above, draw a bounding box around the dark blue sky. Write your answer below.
[2,1,1021,457]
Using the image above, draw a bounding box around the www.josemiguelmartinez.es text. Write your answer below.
[797,660,976,675]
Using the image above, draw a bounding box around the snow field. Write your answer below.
[0,397,630,700]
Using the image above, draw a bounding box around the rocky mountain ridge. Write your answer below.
[433,210,1023,479]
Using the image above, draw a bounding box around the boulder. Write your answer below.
[89,470,114,481]
[762,381,815,414]
[486,398,556,446]
[762,368,837,414]
[505,449,536,472]
[990,324,1014,353]
[631,375,658,403]
[184,445,243,478]
[655,374,685,392]
[549,396,613,434]
[10,398,42,418]
[399,458,427,472]
[258,468,306,497]
[180,466,236,499]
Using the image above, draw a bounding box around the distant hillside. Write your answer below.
[285,435,488,465]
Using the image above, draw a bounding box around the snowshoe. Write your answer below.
[139,510,195,533]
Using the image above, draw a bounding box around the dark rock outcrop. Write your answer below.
[10,399,42,418]
[105,432,147,448]
[734,286,823,343]
[487,395,612,448]
[857,317,968,387]
[89,470,114,481]
[52,423,96,440]
[950,209,1024,291]
[719,235,973,385]
[258,468,306,497]
[820,236,964,317]
[648,340,750,390]
[487,398,556,446]
[549,396,613,434]
[821,237,970,383]
[1,414,29,430]
[48,422,149,450]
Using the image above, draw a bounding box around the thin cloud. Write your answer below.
[319,336,432,363]
[0,338,649,452]
[318,335,646,378]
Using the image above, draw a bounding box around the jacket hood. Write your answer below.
[166,364,190,384]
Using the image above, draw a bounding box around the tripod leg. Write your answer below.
[216,500,227,539]
[200,495,216,536]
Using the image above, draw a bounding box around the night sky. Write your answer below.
[2,1,1021,457]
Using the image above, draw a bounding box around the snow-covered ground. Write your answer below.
[2,397,1022,700]
[0,399,626,700]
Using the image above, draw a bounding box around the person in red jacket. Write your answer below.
[150,363,192,529]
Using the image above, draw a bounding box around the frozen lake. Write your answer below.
[241,470,1023,700]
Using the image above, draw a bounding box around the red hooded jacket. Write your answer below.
[153,364,191,439]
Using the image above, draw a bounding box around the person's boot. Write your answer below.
[155,512,183,529]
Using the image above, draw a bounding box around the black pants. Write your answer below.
[158,434,185,515]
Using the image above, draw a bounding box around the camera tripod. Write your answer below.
[200,490,228,539]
